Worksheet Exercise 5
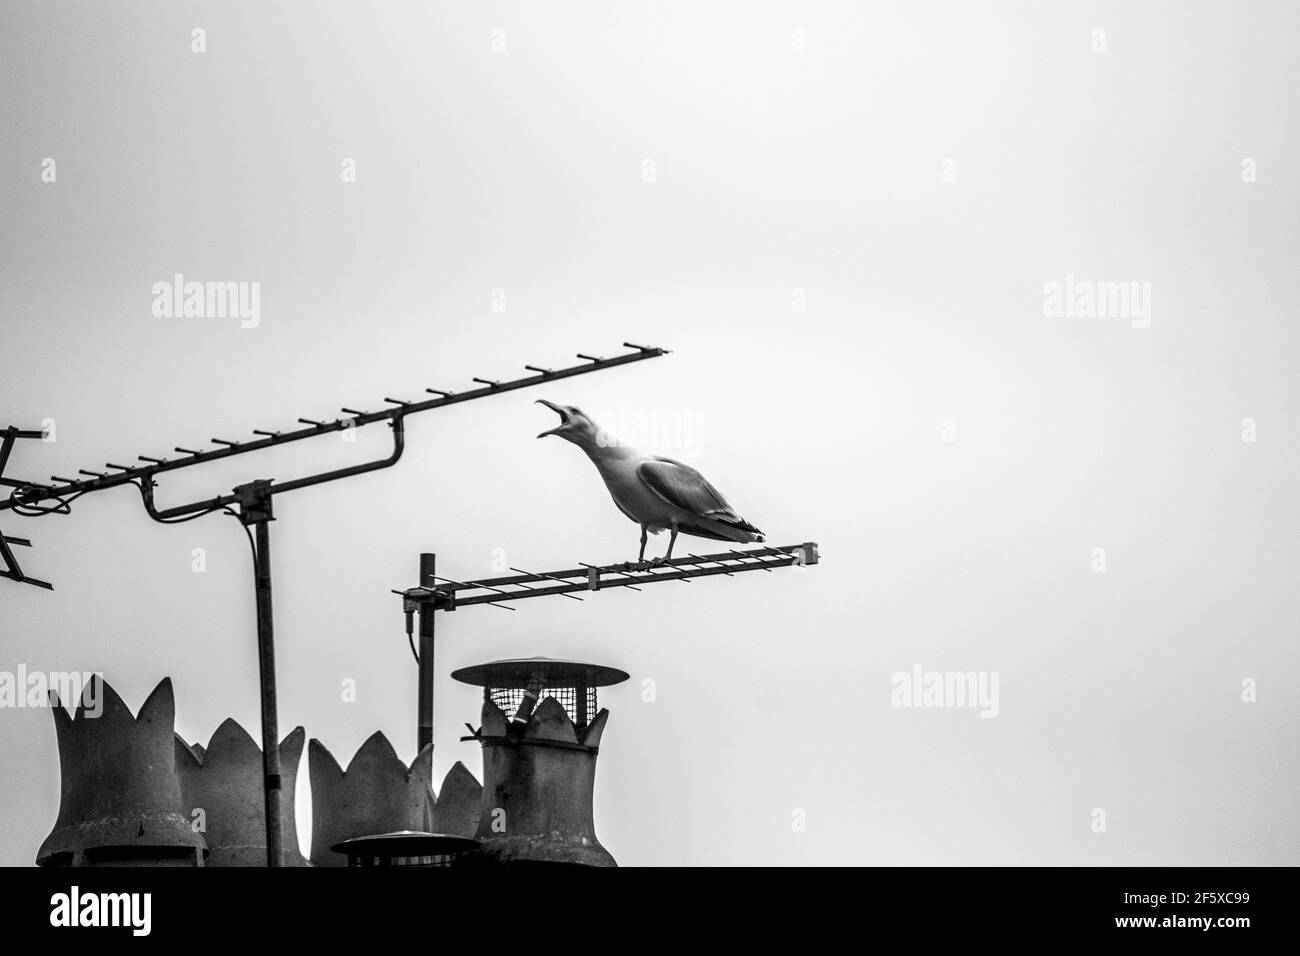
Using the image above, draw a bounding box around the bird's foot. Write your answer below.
[650,556,668,567]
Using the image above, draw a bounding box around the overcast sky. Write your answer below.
[1,1,1296,866]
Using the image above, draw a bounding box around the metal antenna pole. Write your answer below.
[417,552,436,753]
[237,479,283,868]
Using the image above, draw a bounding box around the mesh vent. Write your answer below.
[488,685,598,726]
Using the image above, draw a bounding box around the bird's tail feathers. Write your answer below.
[702,513,764,543]
[724,515,763,539]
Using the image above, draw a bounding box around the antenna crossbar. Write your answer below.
[398,542,819,611]
[0,344,667,589]
[1,345,667,516]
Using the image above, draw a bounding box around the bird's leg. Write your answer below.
[638,524,649,565]
[653,525,679,566]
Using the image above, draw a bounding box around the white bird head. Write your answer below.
[535,400,599,445]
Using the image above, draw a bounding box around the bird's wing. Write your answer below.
[637,457,738,519]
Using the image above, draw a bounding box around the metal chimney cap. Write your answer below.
[451,656,630,689]
[330,831,480,856]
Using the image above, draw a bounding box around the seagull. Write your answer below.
[535,400,764,564]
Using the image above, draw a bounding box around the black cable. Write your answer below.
[147,507,225,525]
[222,507,260,602]
[125,479,226,525]
[7,475,258,596]
[225,508,257,568]
[7,487,85,516]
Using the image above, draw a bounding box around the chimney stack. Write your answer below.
[452,657,627,867]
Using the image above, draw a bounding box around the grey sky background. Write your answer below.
[1,1,1297,865]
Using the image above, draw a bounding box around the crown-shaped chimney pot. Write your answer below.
[308,732,437,867]
[431,761,483,838]
[175,719,309,866]
[38,676,207,867]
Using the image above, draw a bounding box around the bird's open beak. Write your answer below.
[535,399,569,438]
